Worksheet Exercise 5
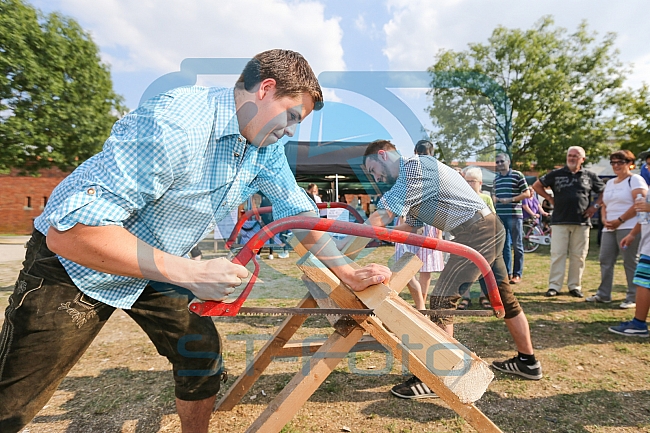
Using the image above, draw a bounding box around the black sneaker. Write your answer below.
[569,289,584,298]
[390,376,439,399]
[491,357,543,380]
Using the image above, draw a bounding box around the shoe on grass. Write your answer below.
[277,251,290,259]
[268,254,274,260]
[585,294,611,303]
[390,376,438,399]
[545,289,559,297]
[608,320,648,337]
[619,301,636,309]
[491,356,543,380]
[568,289,584,298]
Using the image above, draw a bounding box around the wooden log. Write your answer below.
[362,318,503,432]
[301,276,342,325]
[297,253,494,404]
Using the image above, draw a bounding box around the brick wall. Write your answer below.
[0,168,68,234]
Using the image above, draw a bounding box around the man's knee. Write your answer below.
[429,294,461,327]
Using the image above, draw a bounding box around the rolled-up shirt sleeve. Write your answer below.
[43,100,182,232]
[252,143,318,220]
[377,159,425,227]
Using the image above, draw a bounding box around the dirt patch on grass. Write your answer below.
[2,239,650,432]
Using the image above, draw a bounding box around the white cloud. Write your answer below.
[54,0,345,75]
[355,14,367,32]
[382,0,650,89]
[628,53,650,89]
[382,0,445,70]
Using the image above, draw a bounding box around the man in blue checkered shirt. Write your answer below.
[361,140,542,400]
[0,50,390,433]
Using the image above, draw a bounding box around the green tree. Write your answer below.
[0,0,125,174]
[617,85,650,156]
[426,16,627,169]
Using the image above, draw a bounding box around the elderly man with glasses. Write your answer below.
[532,146,605,298]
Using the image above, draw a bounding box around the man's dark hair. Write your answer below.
[237,49,323,110]
[363,139,397,165]
[414,140,434,156]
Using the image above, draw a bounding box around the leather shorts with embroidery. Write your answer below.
[0,230,223,433]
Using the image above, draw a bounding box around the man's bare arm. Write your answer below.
[532,180,553,206]
[367,208,396,227]
[290,211,392,291]
[47,224,249,301]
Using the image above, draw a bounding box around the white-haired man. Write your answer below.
[532,146,605,298]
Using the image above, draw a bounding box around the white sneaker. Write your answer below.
[585,294,611,303]
[620,301,636,309]
[255,254,261,260]
[268,254,274,260]
[277,251,289,259]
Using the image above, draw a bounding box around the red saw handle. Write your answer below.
[189,216,505,318]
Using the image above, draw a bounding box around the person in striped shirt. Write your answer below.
[493,152,531,284]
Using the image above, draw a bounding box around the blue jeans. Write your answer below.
[499,214,524,277]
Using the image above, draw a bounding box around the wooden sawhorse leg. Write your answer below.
[245,317,366,432]
[216,294,317,411]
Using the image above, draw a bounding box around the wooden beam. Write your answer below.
[287,232,372,261]
[216,294,317,412]
[388,252,422,293]
[297,253,493,404]
[245,321,366,433]
[362,318,503,433]
[339,235,372,260]
[274,335,383,358]
[301,276,342,326]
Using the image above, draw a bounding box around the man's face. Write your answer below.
[465,177,482,193]
[309,185,319,195]
[495,155,510,173]
[239,83,314,147]
[566,150,584,171]
[365,150,400,187]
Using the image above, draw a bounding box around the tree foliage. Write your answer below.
[426,16,628,169]
[0,0,125,174]
[616,85,650,156]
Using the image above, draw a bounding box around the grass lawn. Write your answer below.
[1,230,649,432]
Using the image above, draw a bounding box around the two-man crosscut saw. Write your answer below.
[188,216,506,319]
[235,307,494,317]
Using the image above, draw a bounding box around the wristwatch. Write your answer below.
[593,203,600,209]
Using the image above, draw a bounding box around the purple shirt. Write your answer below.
[522,196,540,220]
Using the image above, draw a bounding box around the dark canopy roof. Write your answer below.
[283,140,382,195]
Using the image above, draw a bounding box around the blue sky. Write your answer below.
[30,0,650,156]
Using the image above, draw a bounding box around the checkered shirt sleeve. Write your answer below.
[377,156,486,231]
[33,86,314,309]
